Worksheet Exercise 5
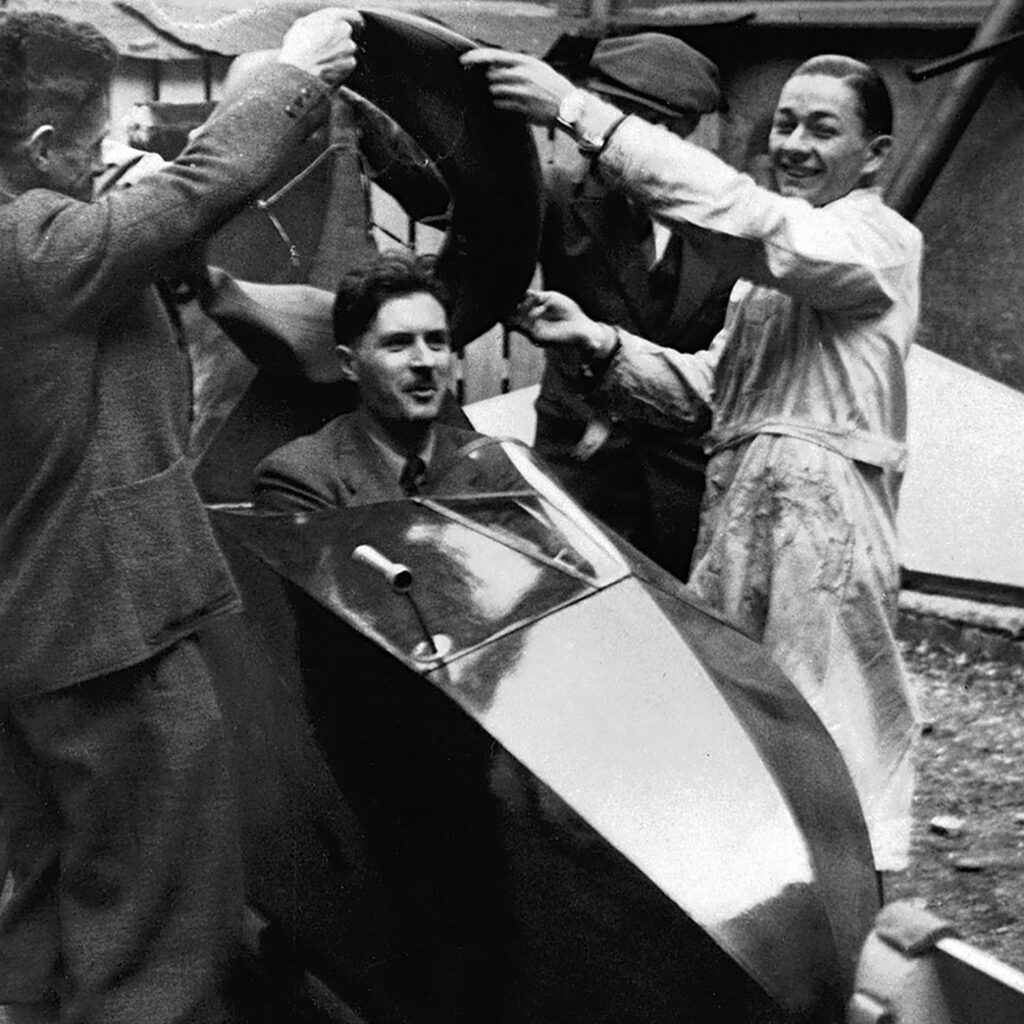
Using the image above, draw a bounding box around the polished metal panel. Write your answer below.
[220,500,606,665]
[211,440,874,1020]
[435,579,839,1016]
[219,442,628,668]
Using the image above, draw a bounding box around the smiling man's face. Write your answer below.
[340,291,453,429]
[768,73,889,207]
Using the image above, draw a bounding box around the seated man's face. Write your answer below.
[342,291,453,427]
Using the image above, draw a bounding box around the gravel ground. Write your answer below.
[885,638,1024,971]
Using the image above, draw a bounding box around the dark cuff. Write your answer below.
[579,325,623,390]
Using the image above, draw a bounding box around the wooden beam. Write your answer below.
[887,0,1024,218]
[587,0,615,32]
[610,1,992,29]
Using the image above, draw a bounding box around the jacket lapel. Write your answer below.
[661,234,719,333]
[422,425,480,493]
[569,180,654,334]
[568,174,734,347]
[329,415,405,505]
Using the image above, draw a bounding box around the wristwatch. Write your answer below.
[555,88,607,156]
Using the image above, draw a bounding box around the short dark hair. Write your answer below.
[333,252,450,348]
[0,12,117,146]
[790,54,893,138]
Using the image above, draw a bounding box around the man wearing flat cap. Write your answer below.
[535,33,738,580]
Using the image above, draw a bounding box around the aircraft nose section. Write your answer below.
[437,576,876,1020]
[208,438,878,1023]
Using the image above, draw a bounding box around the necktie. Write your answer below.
[639,220,657,270]
[651,232,684,293]
[399,455,427,496]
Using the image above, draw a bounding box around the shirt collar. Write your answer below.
[357,407,437,481]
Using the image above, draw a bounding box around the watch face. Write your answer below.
[558,89,588,127]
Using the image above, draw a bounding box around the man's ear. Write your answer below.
[863,133,893,178]
[336,343,358,383]
[23,124,55,172]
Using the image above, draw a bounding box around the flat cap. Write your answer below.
[588,33,720,119]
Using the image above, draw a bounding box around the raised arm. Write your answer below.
[13,9,362,323]
[513,289,718,431]
[464,48,916,316]
[597,113,912,315]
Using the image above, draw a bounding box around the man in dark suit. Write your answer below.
[0,9,360,1024]
[536,34,739,578]
[254,252,481,511]
[253,253,515,1024]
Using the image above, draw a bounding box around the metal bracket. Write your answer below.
[907,29,1024,81]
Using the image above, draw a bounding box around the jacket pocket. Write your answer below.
[93,456,238,646]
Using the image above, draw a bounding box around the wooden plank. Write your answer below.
[937,936,1024,1023]
[110,59,156,143]
[613,1,990,28]
[507,263,545,393]
[459,325,508,404]
[507,330,546,392]
[206,58,232,102]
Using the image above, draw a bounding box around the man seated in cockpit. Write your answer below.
[253,251,482,509]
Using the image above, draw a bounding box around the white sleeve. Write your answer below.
[598,322,727,431]
[584,101,911,316]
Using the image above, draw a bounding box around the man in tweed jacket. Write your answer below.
[0,9,361,1023]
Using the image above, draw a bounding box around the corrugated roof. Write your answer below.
[0,0,573,59]
[117,0,576,57]
[2,0,202,58]
[119,0,322,55]
[0,0,988,63]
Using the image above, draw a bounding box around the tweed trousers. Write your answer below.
[0,636,242,1024]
